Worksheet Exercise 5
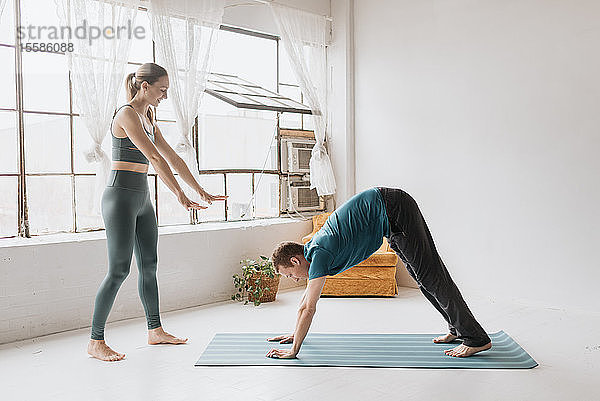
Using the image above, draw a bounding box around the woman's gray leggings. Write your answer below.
[91,170,161,340]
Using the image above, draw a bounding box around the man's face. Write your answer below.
[278,256,309,281]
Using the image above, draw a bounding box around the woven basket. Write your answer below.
[247,273,280,303]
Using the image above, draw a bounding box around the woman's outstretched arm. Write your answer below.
[153,124,227,204]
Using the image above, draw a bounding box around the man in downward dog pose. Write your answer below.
[267,187,491,359]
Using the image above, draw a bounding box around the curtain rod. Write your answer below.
[227,0,333,22]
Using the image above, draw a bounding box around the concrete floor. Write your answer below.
[1,287,598,401]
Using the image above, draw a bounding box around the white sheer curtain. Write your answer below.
[149,0,224,202]
[55,0,140,214]
[0,0,7,19]
[270,3,336,196]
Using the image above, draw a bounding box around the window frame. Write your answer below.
[1,1,316,239]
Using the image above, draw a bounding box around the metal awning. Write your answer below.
[205,73,312,115]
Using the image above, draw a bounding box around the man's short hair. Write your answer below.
[271,241,304,272]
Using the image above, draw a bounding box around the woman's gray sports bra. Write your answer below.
[110,104,156,165]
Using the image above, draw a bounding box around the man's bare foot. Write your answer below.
[444,342,492,357]
[148,327,188,345]
[433,333,459,343]
[87,339,125,362]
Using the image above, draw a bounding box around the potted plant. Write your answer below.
[231,256,280,306]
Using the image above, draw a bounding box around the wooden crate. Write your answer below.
[321,265,397,297]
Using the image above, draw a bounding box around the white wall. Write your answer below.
[329,0,356,205]
[0,220,310,344]
[354,0,600,311]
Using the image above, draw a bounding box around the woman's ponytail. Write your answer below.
[125,72,139,102]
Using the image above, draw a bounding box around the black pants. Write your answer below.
[378,187,490,347]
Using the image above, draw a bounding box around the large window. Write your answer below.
[0,0,19,238]
[0,2,310,239]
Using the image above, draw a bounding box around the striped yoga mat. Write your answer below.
[195,331,537,369]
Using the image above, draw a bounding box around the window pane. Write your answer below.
[213,74,255,86]
[27,176,73,234]
[199,114,276,170]
[200,93,238,115]
[21,0,60,37]
[271,97,308,110]
[155,120,181,150]
[303,113,315,131]
[254,173,279,218]
[157,177,190,226]
[197,174,224,222]
[241,86,279,97]
[279,45,297,85]
[243,95,289,108]
[0,0,14,45]
[226,173,252,221]
[74,175,103,231]
[22,52,69,113]
[279,111,301,130]
[0,111,18,173]
[209,81,276,98]
[156,95,176,121]
[213,92,260,105]
[153,120,185,176]
[77,62,136,117]
[212,30,277,92]
[128,11,153,64]
[24,114,70,173]
[278,86,301,129]
[0,46,16,109]
[0,176,18,238]
[73,117,111,174]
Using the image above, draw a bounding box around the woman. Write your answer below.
[87,63,227,362]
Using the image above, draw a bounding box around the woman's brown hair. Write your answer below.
[125,62,168,123]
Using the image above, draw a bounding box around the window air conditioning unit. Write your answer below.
[281,176,324,212]
[280,138,315,174]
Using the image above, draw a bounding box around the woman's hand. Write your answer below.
[177,192,208,211]
[198,189,228,205]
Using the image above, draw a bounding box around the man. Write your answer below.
[267,187,491,359]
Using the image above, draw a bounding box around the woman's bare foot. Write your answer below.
[444,342,492,357]
[87,340,125,362]
[433,333,459,343]
[148,327,188,345]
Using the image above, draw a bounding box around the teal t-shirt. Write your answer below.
[304,188,390,280]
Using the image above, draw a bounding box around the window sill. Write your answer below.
[0,217,311,249]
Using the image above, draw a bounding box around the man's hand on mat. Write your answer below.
[266,348,297,359]
[267,334,294,344]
